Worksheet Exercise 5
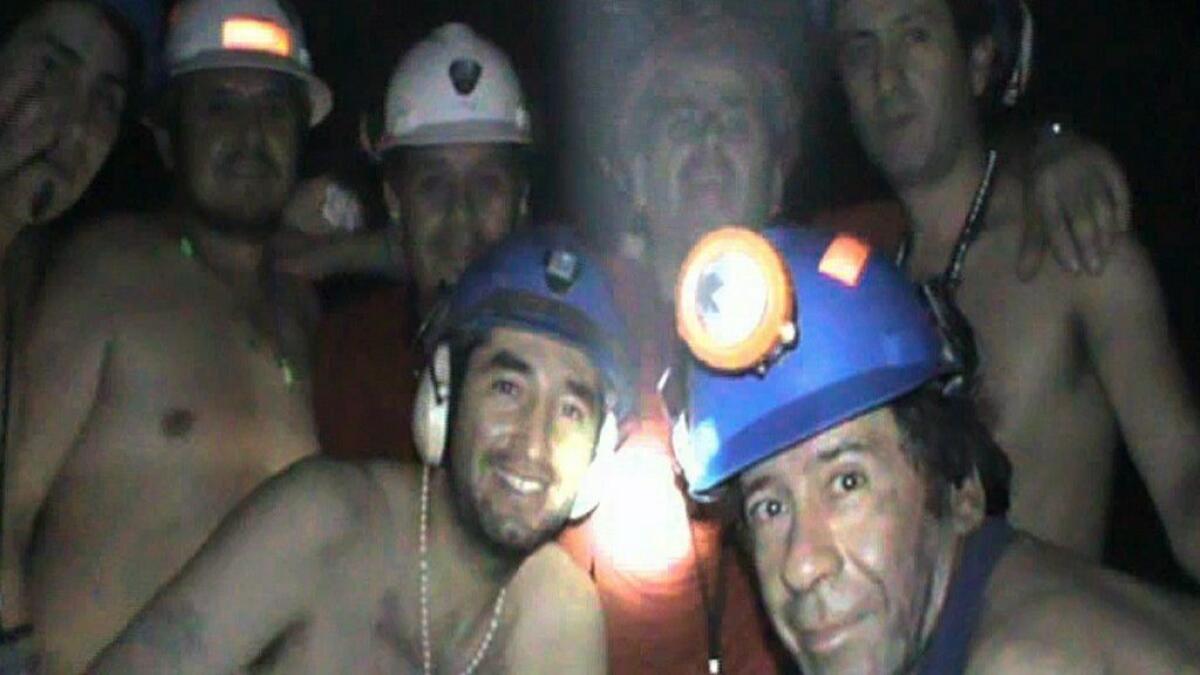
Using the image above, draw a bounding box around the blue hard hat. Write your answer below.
[93,0,165,92]
[678,225,943,496]
[424,229,637,422]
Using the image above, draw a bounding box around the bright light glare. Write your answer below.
[593,441,694,578]
[697,251,769,347]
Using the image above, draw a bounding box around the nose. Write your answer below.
[781,506,843,594]
[874,43,903,98]
[446,186,483,252]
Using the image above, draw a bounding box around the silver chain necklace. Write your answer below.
[420,465,507,675]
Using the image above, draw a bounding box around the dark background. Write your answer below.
[4,0,1197,592]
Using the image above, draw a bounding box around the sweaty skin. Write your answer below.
[1,217,319,674]
[833,0,1200,571]
[85,328,607,674]
[739,408,1200,675]
[925,176,1200,561]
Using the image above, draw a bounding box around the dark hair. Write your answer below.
[890,383,1012,517]
[945,0,1027,113]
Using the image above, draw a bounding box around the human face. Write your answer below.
[450,327,603,553]
[634,59,782,300]
[388,143,524,310]
[738,408,964,675]
[0,0,130,227]
[834,0,981,188]
[174,69,304,238]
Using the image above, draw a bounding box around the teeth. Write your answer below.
[496,469,544,494]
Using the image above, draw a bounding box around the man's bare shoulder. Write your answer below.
[249,457,387,545]
[973,537,1200,673]
[506,542,606,672]
[512,542,599,608]
[56,212,175,267]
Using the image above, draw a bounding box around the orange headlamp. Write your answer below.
[675,227,797,372]
[221,17,292,58]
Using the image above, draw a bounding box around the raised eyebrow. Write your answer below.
[482,349,533,377]
[741,474,774,500]
[813,440,872,464]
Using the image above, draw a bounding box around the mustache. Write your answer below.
[488,453,557,485]
[216,149,279,177]
[783,588,865,633]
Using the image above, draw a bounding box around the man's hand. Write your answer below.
[273,177,409,281]
[1017,128,1132,280]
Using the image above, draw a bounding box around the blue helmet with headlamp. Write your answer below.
[414,228,636,519]
[671,226,949,498]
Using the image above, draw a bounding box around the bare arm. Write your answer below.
[1076,235,1200,581]
[1,238,113,629]
[85,458,367,674]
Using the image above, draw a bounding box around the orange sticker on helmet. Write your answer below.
[819,235,871,287]
[222,17,292,58]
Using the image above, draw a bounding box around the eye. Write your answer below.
[839,38,875,69]
[206,95,233,115]
[905,27,932,45]
[666,107,702,139]
[265,96,291,119]
[721,109,751,138]
[746,497,787,524]
[93,86,125,122]
[831,470,868,495]
[490,378,521,398]
[417,174,448,197]
[559,400,589,424]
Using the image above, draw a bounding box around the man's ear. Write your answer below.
[145,117,175,170]
[969,35,998,99]
[949,469,987,534]
[516,181,531,223]
[629,153,650,213]
[768,160,786,219]
[381,179,401,224]
[359,111,383,160]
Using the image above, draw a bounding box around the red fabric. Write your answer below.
[814,200,910,254]
[313,287,421,461]
[309,205,909,673]
[558,252,790,674]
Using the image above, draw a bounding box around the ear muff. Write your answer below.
[569,411,620,521]
[412,343,452,465]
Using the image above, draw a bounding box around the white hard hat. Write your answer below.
[379,23,531,150]
[164,0,331,126]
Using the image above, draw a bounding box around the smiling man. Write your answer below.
[670,226,1199,674]
[86,231,634,674]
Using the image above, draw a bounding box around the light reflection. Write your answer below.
[592,432,695,578]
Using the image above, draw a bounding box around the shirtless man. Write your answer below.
[670,226,1199,674]
[832,0,1200,574]
[87,231,632,673]
[0,0,333,671]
